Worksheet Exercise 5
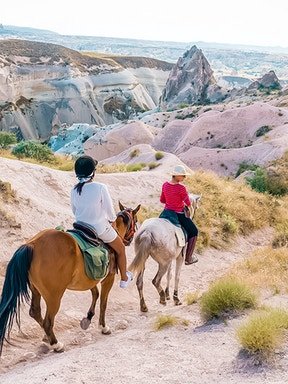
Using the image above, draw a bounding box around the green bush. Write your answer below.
[12,141,55,163]
[247,168,268,193]
[126,163,145,172]
[0,131,17,149]
[236,162,260,177]
[130,148,140,158]
[237,308,288,356]
[155,151,164,160]
[148,162,160,170]
[200,278,257,321]
[255,125,272,137]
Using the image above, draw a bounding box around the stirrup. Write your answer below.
[185,256,198,265]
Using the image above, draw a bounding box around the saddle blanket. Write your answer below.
[56,226,109,280]
[174,226,186,247]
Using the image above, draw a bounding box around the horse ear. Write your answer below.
[119,201,125,211]
[133,204,141,215]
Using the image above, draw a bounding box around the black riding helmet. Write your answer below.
[74,155,98,178]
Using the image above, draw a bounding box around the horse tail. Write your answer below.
[129,230,152,274]
[0,244,33,355]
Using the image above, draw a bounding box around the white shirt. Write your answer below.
[70,182,117,235]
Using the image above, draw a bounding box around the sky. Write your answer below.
[2,0,288,48]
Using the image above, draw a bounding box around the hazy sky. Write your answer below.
[2,0,288,47]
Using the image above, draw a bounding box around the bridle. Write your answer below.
[116,208,138,246]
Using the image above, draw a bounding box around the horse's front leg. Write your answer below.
[173,250,184,306]
[99,273,115,334]
[152,264,169,305]
[80,285,99,330]
[165,263,172,300]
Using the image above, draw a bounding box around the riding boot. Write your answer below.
[185,236,198,265]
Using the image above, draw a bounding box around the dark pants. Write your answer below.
[176,212,198,239]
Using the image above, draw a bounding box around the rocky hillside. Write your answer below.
[0,40,172,140]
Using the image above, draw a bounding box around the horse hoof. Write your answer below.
[80,318,91,330]
[101,326,111,335]
[160,300,167,306]
[42,334,49,342]
[175,301,182,306]
[141,306,148,312]
[52,342,65,352]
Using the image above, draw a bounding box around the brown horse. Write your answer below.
[0,202,140,355]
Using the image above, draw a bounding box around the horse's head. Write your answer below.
[116,201,141,246]
[189,194,202,218]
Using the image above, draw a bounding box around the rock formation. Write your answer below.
[160,45,225,109]
[248,70,282,91]
[0,39,171,140]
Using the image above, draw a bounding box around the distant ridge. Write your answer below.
[1,25,288,81]
[1,24,288,55]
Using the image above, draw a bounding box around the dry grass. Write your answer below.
[227,247,288,294]
[185,291,200,305]
[137,205,161,223]
[237,307,288,357]
[0,180,20,228]
[200,278,257,321]
[0,150,74,171]
[185,170,286,250]
[154,314,189,330]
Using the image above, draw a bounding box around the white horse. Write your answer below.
[129,195,201,312]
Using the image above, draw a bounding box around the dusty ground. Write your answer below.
[0,157,288,383]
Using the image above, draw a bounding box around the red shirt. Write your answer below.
[160,182,191,212]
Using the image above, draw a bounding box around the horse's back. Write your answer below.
[28,229,95,292]
[137,218,179,239]
[135,218,180,253]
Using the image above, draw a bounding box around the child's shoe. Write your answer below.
[119,271,133,288]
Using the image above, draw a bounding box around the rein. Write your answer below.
[117,209,137,246]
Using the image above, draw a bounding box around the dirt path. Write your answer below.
[2,227,287,384]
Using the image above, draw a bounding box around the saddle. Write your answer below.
[68,221,103,248]
[65,221,117,279]
[158,210,187,247]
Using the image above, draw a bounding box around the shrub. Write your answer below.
[154,314,179,330]
[148,162,160,170]
[130,148,140,158]
[236,162,260,177]
[178,103,189,109]
[0,180,17,202]
[255,125,272,137]
[185,291,200,305]
[0,131,17,149]
[155,151,164,160]
[126,163,145,172]
[12,141,55,163]
[237,308,288,356]
[200,278,257,321]
[247,168,268,193]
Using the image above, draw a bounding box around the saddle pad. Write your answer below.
[66,231,109,280]
[174,226,186,247]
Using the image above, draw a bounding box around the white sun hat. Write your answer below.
[171,165,191,176]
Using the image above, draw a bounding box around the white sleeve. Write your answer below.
[70,189,76,214]
[101,184,117,222]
